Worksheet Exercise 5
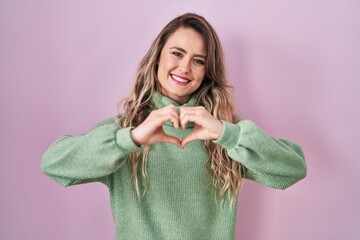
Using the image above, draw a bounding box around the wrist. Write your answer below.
[213,120,224,140]
[130,128,142,146]
[212,121,240,150]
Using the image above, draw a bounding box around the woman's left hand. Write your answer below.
[179,106,223,148]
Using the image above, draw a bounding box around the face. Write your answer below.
[157,27,207,105]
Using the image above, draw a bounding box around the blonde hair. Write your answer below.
[118,13,243,205]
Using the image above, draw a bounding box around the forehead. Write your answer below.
[164,27,207,55]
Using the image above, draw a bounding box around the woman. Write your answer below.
[41,13,307,240]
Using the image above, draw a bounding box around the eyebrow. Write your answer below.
[170,46,207,59]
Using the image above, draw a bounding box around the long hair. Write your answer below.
[118,13,243,205]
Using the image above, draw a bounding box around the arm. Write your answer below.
[213,120,307,189]
[40,117,141,187]
[179,106,306,189]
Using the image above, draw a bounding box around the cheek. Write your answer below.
[195,68,206,81]
[192,71,205,87]
[159,54,177,72]
[158,60,169,79]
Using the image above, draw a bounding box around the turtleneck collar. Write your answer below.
[150,91,198,128]
[150,91,198,110]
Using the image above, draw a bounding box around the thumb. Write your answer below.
[161,135,181,147]
[181,131,198,148]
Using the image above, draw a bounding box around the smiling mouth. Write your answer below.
[170,74,191,84]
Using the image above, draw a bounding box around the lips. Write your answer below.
[170,74,191,85]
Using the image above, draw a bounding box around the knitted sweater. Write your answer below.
[41,93,307,240]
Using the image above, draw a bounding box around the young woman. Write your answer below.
[41,13,307,240]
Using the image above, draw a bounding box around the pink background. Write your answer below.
[1,1,359,239]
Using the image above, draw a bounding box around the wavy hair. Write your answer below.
[118,13,243,206]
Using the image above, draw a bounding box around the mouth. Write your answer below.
[170,74,192,86]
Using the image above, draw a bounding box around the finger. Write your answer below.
[168,111,180,129]
[179,109,199,129]
[163,105,180,129]
[181,131,198,148]
[161,111,180,129]
[179,106,192,120]
[179,107,191,129]
[156,107,180,129]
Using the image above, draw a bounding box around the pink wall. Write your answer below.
[1,1,359,239]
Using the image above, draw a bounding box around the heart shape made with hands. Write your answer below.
[162,120,202,149]
[131,106,223,149]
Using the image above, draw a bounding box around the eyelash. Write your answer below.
[171,51,183,58]
[171,51,205,66]
[194,59,205,65]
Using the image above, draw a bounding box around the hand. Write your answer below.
[130,105,181,147]
[179,106,223,148]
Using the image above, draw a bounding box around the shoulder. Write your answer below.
[91,115,123,130]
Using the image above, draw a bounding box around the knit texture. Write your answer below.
[41,93,307,240]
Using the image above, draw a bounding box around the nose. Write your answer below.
[178,58,191,74]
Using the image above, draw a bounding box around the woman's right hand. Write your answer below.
[130,105,181,147]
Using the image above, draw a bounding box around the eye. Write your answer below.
[171,51,183,58]
[194,58,205,65]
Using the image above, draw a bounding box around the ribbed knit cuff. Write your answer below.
[212,120,241,150]
[115,127,142,153]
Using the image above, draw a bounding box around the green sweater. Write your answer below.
[41,93,307,240]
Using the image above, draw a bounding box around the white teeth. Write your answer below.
[172,75,189,83]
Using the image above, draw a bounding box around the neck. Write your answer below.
[151,91,198,109]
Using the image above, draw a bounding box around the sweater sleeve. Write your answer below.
[40,116,141,187]
[213,120,307,189]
